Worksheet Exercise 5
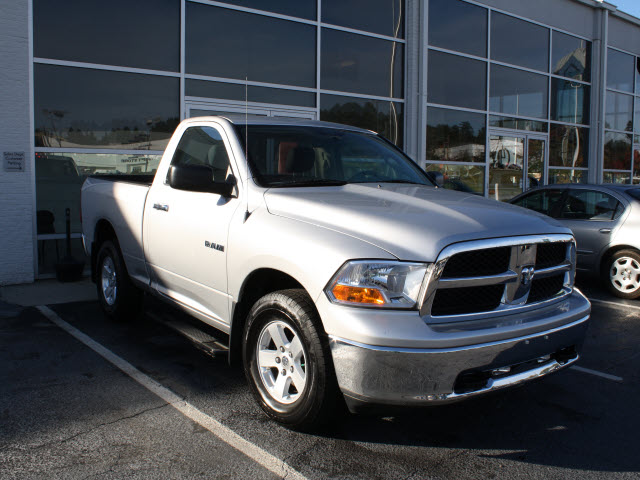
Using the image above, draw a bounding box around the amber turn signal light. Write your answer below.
[331,284,386,305]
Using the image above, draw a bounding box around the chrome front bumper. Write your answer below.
[329,312,589,410]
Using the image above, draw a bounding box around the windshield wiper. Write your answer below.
[269,179,348,188]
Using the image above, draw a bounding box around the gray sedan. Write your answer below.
[511,184,640,299]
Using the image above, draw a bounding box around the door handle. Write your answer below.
[153,203,169,212]
[599,228,611,234]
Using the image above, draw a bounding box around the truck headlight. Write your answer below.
[325,261,429,309]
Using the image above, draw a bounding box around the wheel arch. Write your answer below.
[228,268,316,365]
[91,219,118,283]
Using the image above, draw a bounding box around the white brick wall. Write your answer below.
[0,0,34,285]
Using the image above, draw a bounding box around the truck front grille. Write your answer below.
[421,235,575,321]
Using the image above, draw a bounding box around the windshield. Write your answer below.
[235,125,432,188]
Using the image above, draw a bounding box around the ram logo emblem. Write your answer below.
[521,266,535,286]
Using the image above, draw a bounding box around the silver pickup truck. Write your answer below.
[81,116,591,429]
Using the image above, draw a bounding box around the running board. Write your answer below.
[146,310,229,358]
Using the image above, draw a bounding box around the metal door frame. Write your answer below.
[487,128,549,197]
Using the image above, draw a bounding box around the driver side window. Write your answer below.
[171,126,231,182]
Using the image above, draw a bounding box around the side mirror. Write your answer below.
[426,171,444,188]
[168,164,236,197]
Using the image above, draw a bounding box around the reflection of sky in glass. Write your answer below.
[428,0,487,57]
[428,51,486,110]
[605,91,633,131]
[607,48,635,92]
[34,65,179,149]
[323,0,404,38]
[187,4,316,88]
[34,0,180,71]
[491,12,549,72]
[322,30,403,98]
[490,65,548,119]
[217,0,316,19]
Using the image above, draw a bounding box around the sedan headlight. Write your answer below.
[325,261,429,309]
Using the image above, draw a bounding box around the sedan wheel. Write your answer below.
[606,250,640,299]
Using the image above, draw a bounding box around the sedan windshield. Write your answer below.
[235,125,432,188]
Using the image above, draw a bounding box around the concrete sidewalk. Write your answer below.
[0,277,96,307]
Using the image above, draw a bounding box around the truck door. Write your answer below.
[144,124,241,329]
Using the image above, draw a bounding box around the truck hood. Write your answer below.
[263,184,570,261]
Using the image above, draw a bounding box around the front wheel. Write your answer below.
[605,249,640,299]
[242,289,341,430]
[96,240,142,321]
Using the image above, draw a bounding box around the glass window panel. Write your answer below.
[558,190,622,220]
[634,149,640,183]
[527,138,545,188]
[216,0,316,20]
[186,80,316,108]
[322,29,403,98]
[604,132,632,170]
[323,0,404,38]
[511,189,565,216]
[603,171,631,184]
[489,135,524,202]
[607,48,634,92]
[37,237,87,276]
[490,65,548,119]
[491,12,549,72]
[187,4,316,88]
[605,91,633,131]
[320,95,404,146]
[548,169,587,185]
[34,65,179,150]
[34,0,180,72]
[489,116,548,133]
[637,58,640,95]
[552,31,591,82]
[428,0,487,57]
[635,98,640,134]
[549,124,588,167]
[425,163,485,195]
[428,51,487,110]
[426,107,486,162]
[551,79,590,125]
[36,152,161,235]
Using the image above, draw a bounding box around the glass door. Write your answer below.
[488,131,547,201]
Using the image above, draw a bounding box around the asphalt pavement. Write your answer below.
[0,278,638,479]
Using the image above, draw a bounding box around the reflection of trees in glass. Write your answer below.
[426,121,486,162]
[35,116,180,149]
[603,133,632,170]
[320,101,401,146]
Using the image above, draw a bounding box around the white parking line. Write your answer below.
[587,297,640,311]
[36,306,308,480]
[570,365,624,383]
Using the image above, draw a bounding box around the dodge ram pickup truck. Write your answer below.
[81,116,591,429]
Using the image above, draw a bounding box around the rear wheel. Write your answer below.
[96,240,142,320]
[604,249,640,299]
[243,289,341,430]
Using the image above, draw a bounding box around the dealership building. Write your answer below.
[1,0,640,284]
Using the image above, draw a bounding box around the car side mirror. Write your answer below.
[168,164,236,197]
[426,171,444,187]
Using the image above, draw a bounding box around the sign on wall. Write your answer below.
[3,152,25,172]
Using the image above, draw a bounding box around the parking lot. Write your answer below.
[1,278,639,479]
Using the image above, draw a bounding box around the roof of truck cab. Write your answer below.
[186,115,376,134]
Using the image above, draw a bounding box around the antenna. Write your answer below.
[244,77,250,222]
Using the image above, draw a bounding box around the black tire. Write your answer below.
[242,289,341,430]
[604,249,640,299]
[95,240,142,321]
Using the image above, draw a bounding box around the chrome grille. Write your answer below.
[420,235,575,321]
